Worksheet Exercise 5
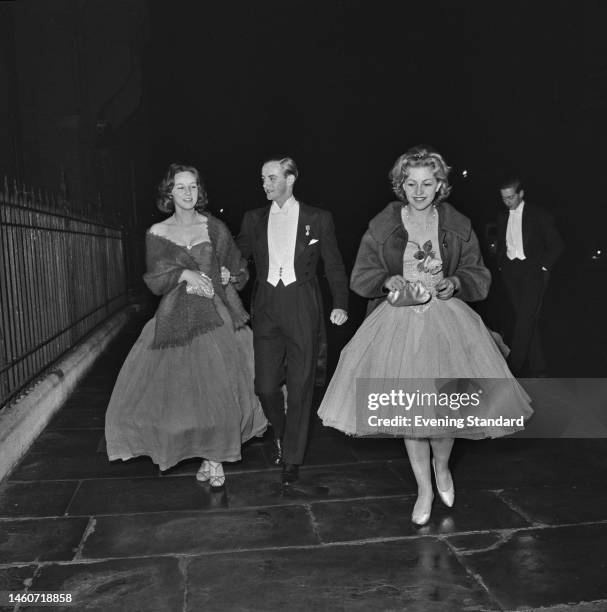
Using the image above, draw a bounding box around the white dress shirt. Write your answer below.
[267,196,299,286]
[506,200,526,261]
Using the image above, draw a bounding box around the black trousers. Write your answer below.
[501,259,549,376]
[252,281,320,465]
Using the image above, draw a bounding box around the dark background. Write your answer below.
[143,0,607,374]
[144,0,606,252]
[2,0,606,374]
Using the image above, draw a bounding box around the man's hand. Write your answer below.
[330,309,348,325]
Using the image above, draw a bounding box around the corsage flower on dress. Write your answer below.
[412,240,443,274]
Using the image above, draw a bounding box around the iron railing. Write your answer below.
[0,178,128,408]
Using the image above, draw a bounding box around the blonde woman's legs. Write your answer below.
[430,437,455,506]
[404,438,433,524]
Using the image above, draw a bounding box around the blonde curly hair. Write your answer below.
[389,145,452,203]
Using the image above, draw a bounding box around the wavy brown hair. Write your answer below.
[156,163,209,213]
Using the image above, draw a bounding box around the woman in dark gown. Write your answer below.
[105,163,266,489]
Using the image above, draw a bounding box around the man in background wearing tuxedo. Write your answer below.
[237,156,349,484]
[497,177,564,376]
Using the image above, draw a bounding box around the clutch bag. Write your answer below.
[186,280,214,298]
[387,281,431,307]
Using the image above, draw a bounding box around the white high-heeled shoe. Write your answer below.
[432,459,455,508]
[411,492,434,526]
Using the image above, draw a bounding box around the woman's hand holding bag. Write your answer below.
[387,280,431,306]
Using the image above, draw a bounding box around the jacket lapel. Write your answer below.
[522,204,532,252]
[380,204,407,275]
[294,202,309,261]
[254,206,271,269]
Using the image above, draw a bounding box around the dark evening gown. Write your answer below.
[105,241,267,470]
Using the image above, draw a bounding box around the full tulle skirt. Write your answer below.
[318,298,532,438]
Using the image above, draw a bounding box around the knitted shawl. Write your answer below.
[143,214,249,349]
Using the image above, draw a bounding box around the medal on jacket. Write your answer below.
[305,225,310,236]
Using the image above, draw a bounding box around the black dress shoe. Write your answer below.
[271,437,283,466]
[281,464,299,485]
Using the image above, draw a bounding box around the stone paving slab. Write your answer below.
[27,430,105,457]
[452,523,607,610]
[66,476,228,516]
[0,481,79,518]
[347,437,409,461]
[0,517,89,563]
[59,392,113,413]
[224,462,410,509]
[25,556,184,612]
[309,490,530,543]
[0,564,37,593]
[80,505,319,559]
[498,484,607,526]
[298,434,360,465]
[46,409,106,430]
[184,540,497,612]
[1,318,606,611]
[9,454,157,482]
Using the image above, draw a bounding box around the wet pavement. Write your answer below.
[1,314,606,611]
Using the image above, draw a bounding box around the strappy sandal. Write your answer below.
[196,459,211,482]
[208,461,225,491]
